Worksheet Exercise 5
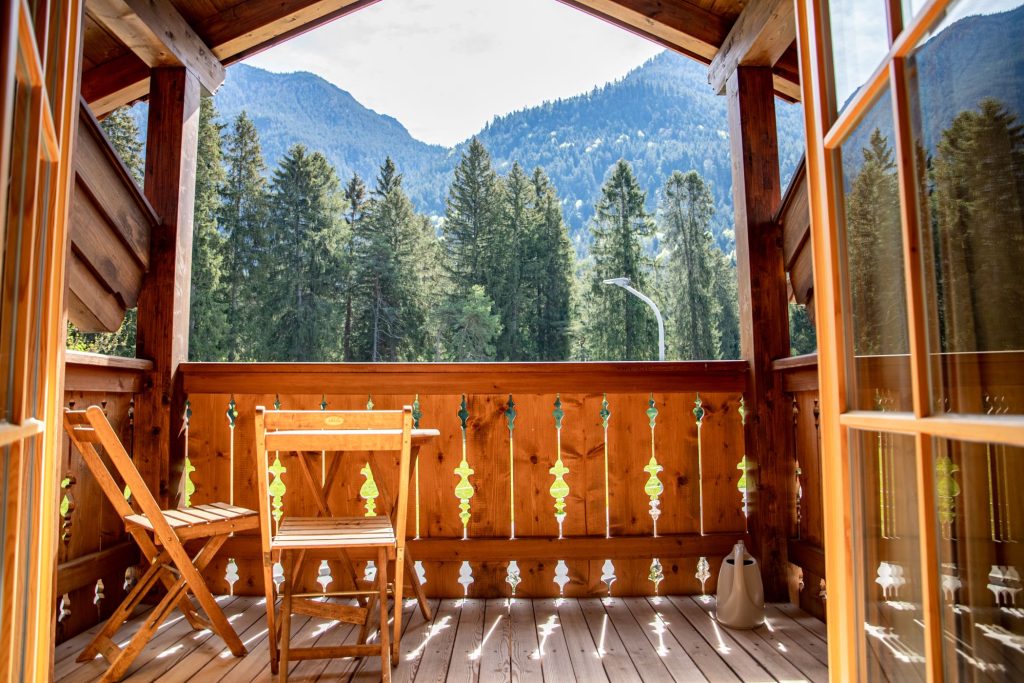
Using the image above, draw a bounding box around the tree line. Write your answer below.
[70,98,804,362]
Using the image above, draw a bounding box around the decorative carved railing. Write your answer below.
[55,351,150,643]
[177,361,752,599]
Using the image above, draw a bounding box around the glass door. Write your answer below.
[0,0,82,678]
[797,0,1024,680]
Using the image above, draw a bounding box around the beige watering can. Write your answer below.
[715,540,765,629]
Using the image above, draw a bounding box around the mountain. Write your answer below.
[201,52,804,252]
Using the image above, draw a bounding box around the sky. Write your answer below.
[244,0,662,147]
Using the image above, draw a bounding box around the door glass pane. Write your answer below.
[839,87,912,412]
[828,0,891,112]
[851,429,926,680]
[905,0,1024,416]
[933,437,1024,679]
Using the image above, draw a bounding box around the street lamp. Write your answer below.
[602,277,665,361]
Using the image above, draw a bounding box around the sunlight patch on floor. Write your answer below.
[406,615,453,661]
[470,614,503,661]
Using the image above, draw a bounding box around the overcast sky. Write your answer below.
[244,0,662,147]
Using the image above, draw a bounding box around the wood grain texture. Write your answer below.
[135,67,200,506]
[708,0,795,94]
[727,65,791,601]
[187,381,749,598]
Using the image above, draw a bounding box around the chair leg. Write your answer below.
[358,591,378,645]
[99,574,190,682]
[378,547,392,683]
[278,555,294,683]
[264,552,280,675]
[392,548,406,662]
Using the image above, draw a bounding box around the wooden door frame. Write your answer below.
[796,0,1024,680]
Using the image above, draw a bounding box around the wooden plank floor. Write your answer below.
[55,595,828,682]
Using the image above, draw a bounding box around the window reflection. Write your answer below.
[850,429,926,681]
[933,437,1024,680]
[905,0,1024,415]
[839,88,912,412]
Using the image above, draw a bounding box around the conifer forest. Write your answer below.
[70,100,816,362]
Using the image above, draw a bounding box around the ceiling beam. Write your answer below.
[86,0,225,95]
[83,0,380,116]
[556,0,728,63]
[708,0,796,96]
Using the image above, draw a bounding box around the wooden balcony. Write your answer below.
[55,357,831,679]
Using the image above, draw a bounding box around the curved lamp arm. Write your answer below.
[602,278,665,362]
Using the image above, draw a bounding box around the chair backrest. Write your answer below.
[63,406,171,531]
[254,406,415,553]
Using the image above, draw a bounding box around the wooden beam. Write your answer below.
[557,0,729,62]
[56,542,138,595]
[708,0,796,95]
[135,67,199,506]
[64,350,152,393]
[179,360,750,396]
[82,0,379,115]
[85,0,225,94]
[220,532,747,564]
[728,66,792,601]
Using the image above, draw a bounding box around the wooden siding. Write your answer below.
[67,100,156,332]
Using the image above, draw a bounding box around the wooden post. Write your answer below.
[727,65,791,600]
[136,67,199,505]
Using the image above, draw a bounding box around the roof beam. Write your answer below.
[708,0,796,96]
[83,0,379,116]
[556,0,729,63]
[86,0,225,95]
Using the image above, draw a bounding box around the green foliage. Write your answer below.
[660,170,716,359]
[789,303,817,356]
[349,158,429,361]
[584,160,658,360]
[100,107,144,185]
[442,138,502,290]
[844,129,908,356]
[263,144,348,361]
[441,285,502,361]
[219,111,269,360]
[930,99,1024,353]
[189,97,228,361]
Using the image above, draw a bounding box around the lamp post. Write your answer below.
[602,277,665,361]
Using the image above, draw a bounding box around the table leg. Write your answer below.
[368,449,432,620]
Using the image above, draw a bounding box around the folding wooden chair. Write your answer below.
[255,405,415,683]
[63,406,259,682]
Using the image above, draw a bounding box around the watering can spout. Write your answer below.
[715,541,765,629]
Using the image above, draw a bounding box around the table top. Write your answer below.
[264,428,440,452]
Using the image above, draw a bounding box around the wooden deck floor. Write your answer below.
[54,595,828,682]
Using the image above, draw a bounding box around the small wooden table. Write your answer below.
[288,428,440,620]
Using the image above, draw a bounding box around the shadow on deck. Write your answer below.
[54,594,828,682]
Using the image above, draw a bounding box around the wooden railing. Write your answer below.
[177,361,752,599]
[55,351,150,643]
[773,353,827,621]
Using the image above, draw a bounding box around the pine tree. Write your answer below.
[100,107,144,185]
[585,160,657,360]
[264,144,347,361]
[845,129,907,356]
[188,96,228,361]
[350,158,427,361]
[931,99,1024,353]
[525,167,574,360]
[442,285,502,361]
[660,170,715,359]
[341,173,367,361]
[220,111,269,360]
[492,162,534,359]
[710,251,741,359]
[442,138,502,290]
[789,303,817,355]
